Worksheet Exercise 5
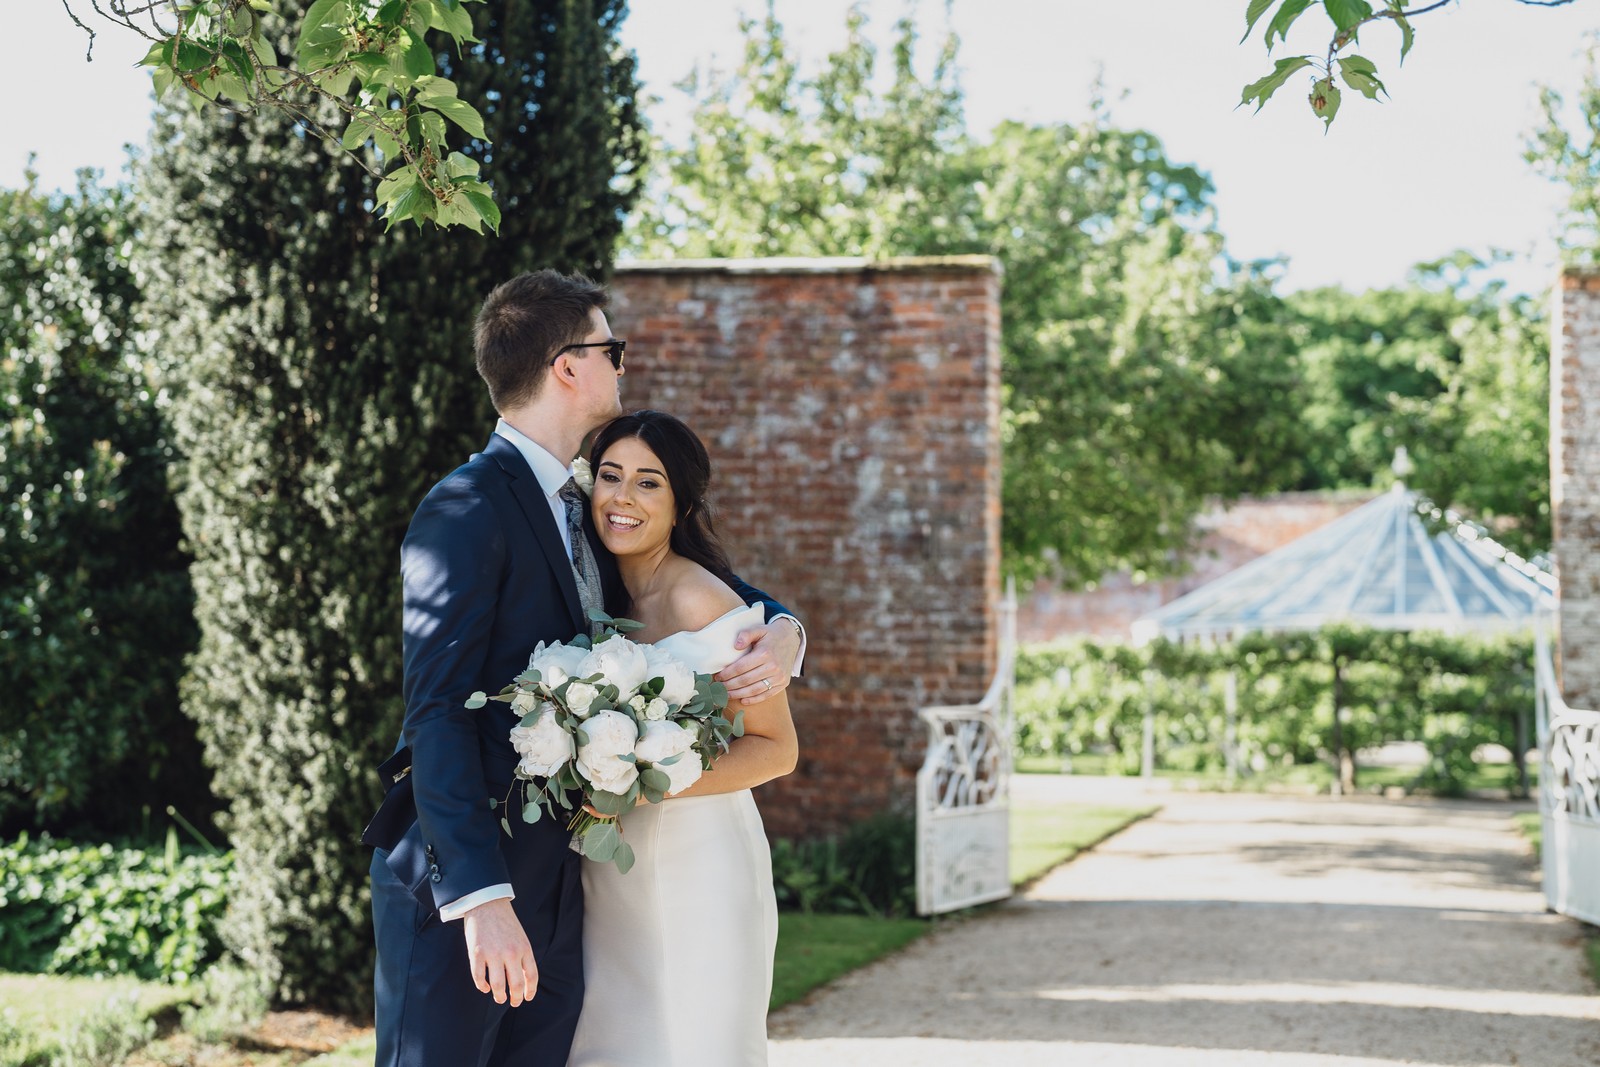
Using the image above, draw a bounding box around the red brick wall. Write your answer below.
[1017,491,1373,642]
[610,258,1002,839]
[1554,269,1600,705]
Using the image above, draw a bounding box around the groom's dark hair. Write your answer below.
[474,270,609,411]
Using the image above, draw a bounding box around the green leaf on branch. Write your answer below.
[1324,0,1374,34]
[1394,14,1414,62]
[429,0,478,43]
[1240,56,1314,112]
[1263,0,1313,49]
[445,151,481,178]
[1337,54,1386,100]
[1242,0,1279,43]
[1309,76,1343,128]
[419,94,487,141]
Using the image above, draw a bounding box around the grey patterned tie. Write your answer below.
[559,477,604,631]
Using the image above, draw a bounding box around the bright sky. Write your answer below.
[12,1,1599,294]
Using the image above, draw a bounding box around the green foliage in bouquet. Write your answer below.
[136,0,642,1012]
[0,832,231,983]
[474,611,742,874]
[0,172,208,837]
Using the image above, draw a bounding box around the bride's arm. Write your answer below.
[669,690,797,798]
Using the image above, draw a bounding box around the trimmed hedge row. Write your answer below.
[0,832,230,983]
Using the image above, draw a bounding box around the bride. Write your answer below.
[565,410,798,1067]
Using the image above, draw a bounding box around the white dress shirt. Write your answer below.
[439,419,806,922]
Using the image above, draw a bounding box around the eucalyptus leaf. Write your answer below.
[584,821,620,861]
[464,690,487,710]
[500,816,512,837]
[614,841,636,874]
[641,767,672,794]
[522,802,542,824]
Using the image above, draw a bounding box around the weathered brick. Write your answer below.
[611,257,1002,839]
[1553,269,1600,705]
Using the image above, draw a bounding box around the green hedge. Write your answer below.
[1017,624,1535,795]
[0,832,230,983]
[770,813,918,918]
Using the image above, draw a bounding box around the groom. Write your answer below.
[368,269,803,1067]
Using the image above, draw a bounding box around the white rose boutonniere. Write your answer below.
[572,456,594,495]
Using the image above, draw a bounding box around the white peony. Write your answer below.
[576,709,641,795]
[528,641,591,691]
[642,697,669,721]
[509,709,574,778]
[641,643,697,707]
[578,636,651,697]
[563,681,602,719]
[634,720,703,795]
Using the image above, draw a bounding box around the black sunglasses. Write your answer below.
[551,339,626,370]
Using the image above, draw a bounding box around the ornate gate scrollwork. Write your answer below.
[916,586,1016,915]
[1536,630,1600,925]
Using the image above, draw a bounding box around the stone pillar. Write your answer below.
[1553,269,1600,706]
[610,257,1002,839]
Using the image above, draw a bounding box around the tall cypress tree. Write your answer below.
[137,2,641,1012]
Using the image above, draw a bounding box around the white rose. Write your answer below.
[642,643,698,707]
[576,709,641,795]
[571,456,594,495]
[578,636,651,697]
[628,694,647,714]
[509,709,574,778]
[643,697,669,721]
[563,681,602,719]
[634,720,703,795]
[528,641,591,691]
[510,690,539,715]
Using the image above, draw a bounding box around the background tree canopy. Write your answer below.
[627,7,1553,581]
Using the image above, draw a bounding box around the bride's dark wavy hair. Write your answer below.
[588,411,736,611]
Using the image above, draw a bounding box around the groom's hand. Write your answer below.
[462,898,538,1007]
[719,619,800,706]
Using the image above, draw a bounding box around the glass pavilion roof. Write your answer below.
[1132,485,1555,643]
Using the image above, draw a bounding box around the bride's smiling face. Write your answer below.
[591,436,676,559]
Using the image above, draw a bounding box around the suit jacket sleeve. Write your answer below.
[728,575,793,628]
[401,478,510,909]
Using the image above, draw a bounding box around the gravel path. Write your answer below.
[768,780,1600,1067]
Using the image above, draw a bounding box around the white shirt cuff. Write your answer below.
[438,883,514,922]
[773,613,807,676]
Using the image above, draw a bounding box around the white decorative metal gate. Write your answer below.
[915,586,1017,916]
[1535,631,1600,925]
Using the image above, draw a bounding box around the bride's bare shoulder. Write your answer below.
[664,561,745,635]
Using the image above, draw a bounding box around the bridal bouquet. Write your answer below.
[466,612,742,873]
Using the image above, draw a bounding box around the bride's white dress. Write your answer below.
[566,603,778,1067]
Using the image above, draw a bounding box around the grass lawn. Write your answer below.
[770,912,928,1010]
[1010,802,1156,886]
[0,971,184,1029]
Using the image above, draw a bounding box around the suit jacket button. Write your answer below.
[431,873,442,883]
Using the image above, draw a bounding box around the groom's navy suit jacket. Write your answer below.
[371,432,785,1067]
